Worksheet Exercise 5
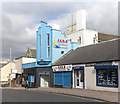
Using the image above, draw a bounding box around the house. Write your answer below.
[1,60,16,87]
[26,47,36,58]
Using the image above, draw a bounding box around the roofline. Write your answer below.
[52,60,120,66]
[98,32,119,37]
[77,38,120,49]
[15,56,36,60]
[15,56,26,60]
[52,49,73,65]
[29,49,36,51]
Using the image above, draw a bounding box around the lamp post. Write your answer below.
[2,45,12,87]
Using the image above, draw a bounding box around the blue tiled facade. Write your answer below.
[22,21,80,69]
[22,21,80,88]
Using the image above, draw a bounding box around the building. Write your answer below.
[26,47,36,58]
[0,60,8,68]
[1,60,16,87]
[15,56,36,87]
[52,38,120,92]
[22,21,80,88]
[63,10,119,46]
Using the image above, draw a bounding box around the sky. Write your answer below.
[0,1,119,61]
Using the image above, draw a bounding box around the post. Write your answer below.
[10,48,11,87]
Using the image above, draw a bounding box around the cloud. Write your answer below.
[48,2,118,35]
[1,2,118,60]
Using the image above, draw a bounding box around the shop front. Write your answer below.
[39,73,50,87]
[52,65,72,88]
[35,67,53,88]
[84,62,119,92]
[73,66,84,89]
[95,65,118,88]
[23,68,36,88]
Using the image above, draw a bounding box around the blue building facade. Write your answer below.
[22,21,80,88]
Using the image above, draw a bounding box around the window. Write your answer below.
[93,37,95,44]
[77,37,81,43]
[61,51,64,54]
[40,35,41,58]
[47,34,50,58]
[97,69,118,87]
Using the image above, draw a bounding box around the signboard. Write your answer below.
[11,69,17,74]
[73,66,84,69]
[52,65,72,72]
[53,39,68,49]
[85,62,112,67]
[37,61,50,65]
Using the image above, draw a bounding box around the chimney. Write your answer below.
[76,9,86,31]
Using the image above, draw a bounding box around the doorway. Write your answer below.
[40,75,49,87]
[74,70,83,89]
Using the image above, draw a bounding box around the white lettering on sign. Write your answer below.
[52,65,72,72]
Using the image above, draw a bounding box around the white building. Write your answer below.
[63,10,119,46]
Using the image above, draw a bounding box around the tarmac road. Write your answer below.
[2,89,98,103]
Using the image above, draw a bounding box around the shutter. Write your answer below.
[54,72,63,85]
[54,72,71,88]
[63,72,71,88]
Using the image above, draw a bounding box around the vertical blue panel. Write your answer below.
[28,75,30,87]
[54,72,63,85]
[63,72,71,88]
[54,72,71,88]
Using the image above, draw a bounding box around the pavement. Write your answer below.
[2,87,119,103]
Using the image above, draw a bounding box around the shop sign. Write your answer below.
[11,69,17,74]
[73,66,84,69]
[58,39,68,43]
[53,39,68,49]
[52,65,72,72]
[85,62,112,67]
[37,61,50,65]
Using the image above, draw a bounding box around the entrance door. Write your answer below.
[75,70,83,89]
[40,75,49,87]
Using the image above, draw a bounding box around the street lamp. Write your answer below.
[2,45,12,87]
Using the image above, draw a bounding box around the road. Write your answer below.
[1,89,99,103]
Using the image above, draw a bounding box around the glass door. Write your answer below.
[75,70,83,89]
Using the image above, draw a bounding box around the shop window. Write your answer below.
[97,69,118,87]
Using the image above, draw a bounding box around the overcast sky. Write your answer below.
[1,1,118,61]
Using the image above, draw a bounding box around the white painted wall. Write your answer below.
[1,62,16,82]
[67,29,98,46]
[76,10,86,31]
[82,29,98,46]
[22,57,36,64]
[15,57,36,74]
